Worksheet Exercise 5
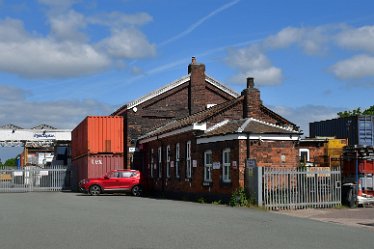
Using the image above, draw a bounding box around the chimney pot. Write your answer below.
[191,56,196,64]
[247,77,254,88]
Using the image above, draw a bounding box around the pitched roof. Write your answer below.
[0,124,23,129]
[111,74,239,115]
[200,118,299,138]
[32,124,57,130]
[139,96,243,139]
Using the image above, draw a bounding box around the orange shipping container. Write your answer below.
[71,116,124,159]
[73,154,124,184]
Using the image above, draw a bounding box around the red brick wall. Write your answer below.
[249,140,298,167]
[140,131,299,198]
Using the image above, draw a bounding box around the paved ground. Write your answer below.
[276,207,374,230]
[0,192,373,249]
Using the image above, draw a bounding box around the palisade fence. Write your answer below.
[261,167,341,210]
[246,165,342,210]
[0,165,70,193]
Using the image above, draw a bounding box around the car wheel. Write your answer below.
[131,185,142,197]
[89,185,101,196]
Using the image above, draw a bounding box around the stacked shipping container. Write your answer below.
[342,146,374,195]
[71,116,125,189]
[310,115,374,146]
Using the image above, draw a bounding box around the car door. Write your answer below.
[117,171,133,190]
[102,171,121,190]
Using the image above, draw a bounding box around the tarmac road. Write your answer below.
[0,192,373,249]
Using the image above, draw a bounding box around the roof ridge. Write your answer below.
[206,119,230,133]
[247,117,296,132]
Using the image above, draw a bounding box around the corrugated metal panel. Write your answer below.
[310,115,374,146]
[73,154,124,184]
[71,116,124,159]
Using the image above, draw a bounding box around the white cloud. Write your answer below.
[0,35,110,78]
[226,46,282,85]
[0,4,156,79]
[49,10,87,42]
[336,25,374,52]
[330,54,374,80]
[0,85,114,129]
[265,26,329,55]
[98,28,156,59]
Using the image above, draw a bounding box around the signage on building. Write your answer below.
[33,133,55,139]
[193,160,197,168]
[170,161,174,168]
[246,159,256,168]
[213,162,221,169]
[232,161,237,169]
[129,147,136,153]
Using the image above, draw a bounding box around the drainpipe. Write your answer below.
[246,133,251,159]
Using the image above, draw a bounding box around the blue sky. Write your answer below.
[1,0,374,160]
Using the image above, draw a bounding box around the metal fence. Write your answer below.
[262,167,341,210]
[0,165,70,193]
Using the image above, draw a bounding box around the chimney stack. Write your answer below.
[188,57,206,115]
[247,77,254,88]
[242,77,262,119]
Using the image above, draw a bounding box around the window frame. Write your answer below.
[204,150,212,182]
[150,148,154,178]
[299,148,310,163]
[158,146,162,178]
[166,145,171,178]
[175,143,180,179]
[222,148,231,183]
[186,140,192,179]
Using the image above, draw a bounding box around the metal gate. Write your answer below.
[0,165,69,192]
[246,166,342,210]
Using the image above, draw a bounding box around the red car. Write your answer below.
[79,170,143,196]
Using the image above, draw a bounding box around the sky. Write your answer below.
[1,0,374,160]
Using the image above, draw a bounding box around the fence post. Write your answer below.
[257,166,263,207]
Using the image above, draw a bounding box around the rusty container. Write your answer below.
[71,116,124,159]
[73,154,124,185]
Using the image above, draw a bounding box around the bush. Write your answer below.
[229,188,249,207]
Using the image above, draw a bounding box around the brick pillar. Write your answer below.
[242,77,262,119]
[188,57,206,115]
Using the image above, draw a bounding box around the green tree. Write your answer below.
[337,106,374,118]
[362,105,374,115]
[4,158,17,167]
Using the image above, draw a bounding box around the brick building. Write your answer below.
[112,57,239,167]
[137,77,301,200]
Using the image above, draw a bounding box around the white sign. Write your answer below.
[193,160,197,168]
[232,161,237,169]
[129,147,136,153]
[39,171,49,176]
[212,162,221,170]
[170,161,174,168]
[33,133,55,139]
[91,159,103,165]
[13,171,23,176]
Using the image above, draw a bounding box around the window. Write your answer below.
[175,143,180,178]
[150,149,154,178]
[158,146,162,178]
[222,148,231,183]
[204,150,212,182]
[299,149,310,163]
[166,145,171,178]
[186,141,192,179]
